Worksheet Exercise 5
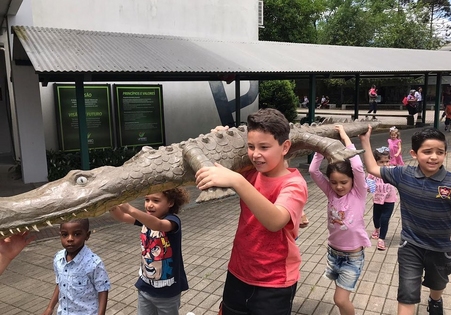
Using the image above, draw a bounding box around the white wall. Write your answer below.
[11,64,48,183]
[30,0,258,41]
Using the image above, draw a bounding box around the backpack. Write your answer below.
[402,96,408,106]
[369,88,377,98]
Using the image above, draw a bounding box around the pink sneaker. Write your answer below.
[371,229,380,239]
[377,239,386,251]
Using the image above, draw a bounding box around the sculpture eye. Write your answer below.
[76,176,88,185]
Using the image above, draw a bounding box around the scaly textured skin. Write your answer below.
[0,121,379,238]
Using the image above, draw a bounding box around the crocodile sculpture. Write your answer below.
[0,121,379,238]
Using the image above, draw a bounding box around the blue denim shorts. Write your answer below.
[324,246,365,292]
[397,239,451,304]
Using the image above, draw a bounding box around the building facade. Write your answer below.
[0,0,260,183]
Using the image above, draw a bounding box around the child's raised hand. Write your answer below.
[334,124,345,135]
[195,163,238,190]
[358,125,373,143]
[335,125,351,145]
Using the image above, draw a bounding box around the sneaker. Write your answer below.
[371,229,380,239]
[427,297,443,315]
[377,239,386,251]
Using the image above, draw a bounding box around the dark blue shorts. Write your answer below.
[222,271,297,315]
[397,239,451,304]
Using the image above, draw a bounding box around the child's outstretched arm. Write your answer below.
[196,164,292,232]
[110,203,174,232]
[109,204,138,224]
[120,203,175,232]
[359,125,382,178]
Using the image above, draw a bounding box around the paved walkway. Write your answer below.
[1,121,450,315]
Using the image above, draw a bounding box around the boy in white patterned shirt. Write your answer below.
[41,218,110,315]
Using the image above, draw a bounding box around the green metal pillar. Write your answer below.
[434,72,442,129]
[308,74,316,125]
[75,78,90,170]
[354,73,360,120]
[422,73,428,125]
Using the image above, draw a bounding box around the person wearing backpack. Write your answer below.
[367,84,378,119]
[406,89,418,116]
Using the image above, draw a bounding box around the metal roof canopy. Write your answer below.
[11,25,451,83]
[10,25,448,169]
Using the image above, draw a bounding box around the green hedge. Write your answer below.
[46,147,141,181]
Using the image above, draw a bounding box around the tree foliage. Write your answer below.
[259,80,299,122]
[260,0,450,48]
[317,0,375,46]
[259,0,323,43]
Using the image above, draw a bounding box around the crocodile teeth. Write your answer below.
[25,226,29,230]
[16,228,21,232]
[9,229,13,234]
[84,209,88,212]
[46,221,53,227]
[60,217,65,221]
[72,213,77,217]
[32,225,40,232]
[0,232,4,236]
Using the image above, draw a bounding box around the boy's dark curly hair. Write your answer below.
[162,187,190,214]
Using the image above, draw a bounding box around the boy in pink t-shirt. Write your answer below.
[195,108,307,315]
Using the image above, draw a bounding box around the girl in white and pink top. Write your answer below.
[309,125,371,315]
[367,147,398,251]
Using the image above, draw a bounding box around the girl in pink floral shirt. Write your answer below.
[309,125,370,315]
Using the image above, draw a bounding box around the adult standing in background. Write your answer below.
[406,89,418,116]
[367,84,378,119]
[414,87,423,123]
[414,87,423,104]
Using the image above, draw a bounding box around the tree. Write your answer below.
[317,0,375,46]
[259,0,323,43]
[419,0,451,45]
[368,0,450,49]
[259,80,299,122]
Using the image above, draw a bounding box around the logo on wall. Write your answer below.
[209,81,258,126]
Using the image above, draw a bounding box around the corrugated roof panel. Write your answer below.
[13,26,246,73]
[12,25,451,75]
[196,40,450,73]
